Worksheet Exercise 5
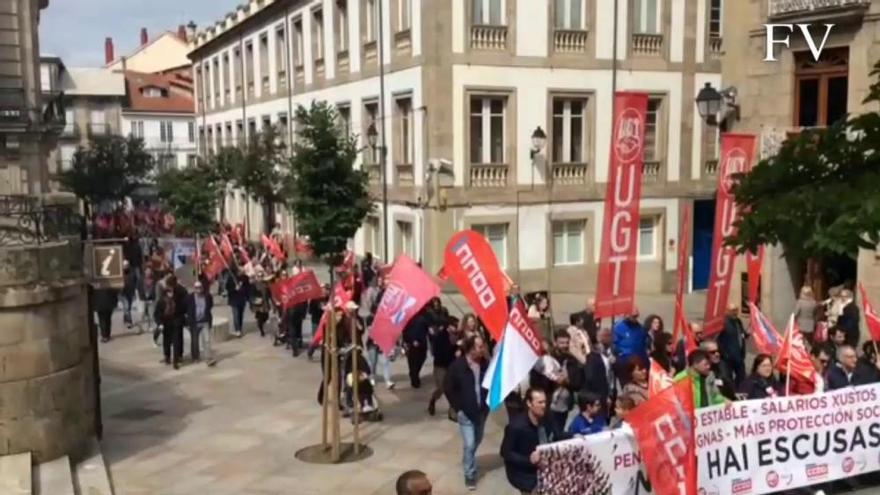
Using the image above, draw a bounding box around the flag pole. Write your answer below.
[784,316,793,397]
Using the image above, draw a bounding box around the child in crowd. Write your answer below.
[568,393,606,436]
[609,395,636,430]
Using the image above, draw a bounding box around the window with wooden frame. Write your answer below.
[394,96,414,166]
[312,8,325,62]
[336,0,349,53]
[551,95,589,165]
[292,18,304,67]
[794,48,848,128]
[633,0,660,34]
[469,95,507,165]
[708,0,722,39]
[644,97,664,161]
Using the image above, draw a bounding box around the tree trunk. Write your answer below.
[805,257,826,300]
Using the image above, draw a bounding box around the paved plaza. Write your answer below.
[99,304,512,495]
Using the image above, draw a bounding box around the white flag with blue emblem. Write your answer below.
[483,300,545,411]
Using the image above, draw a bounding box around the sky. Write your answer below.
[40,0,241,66]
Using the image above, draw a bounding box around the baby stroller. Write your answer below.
[342,344,383,423]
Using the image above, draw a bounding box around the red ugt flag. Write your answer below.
[595,92,648,319]
[271,270,323,310]
[628,378,697,495]
[704,134,756,335]
[371,255,441,355]
[858,282,880,342]
[746,246,765,304]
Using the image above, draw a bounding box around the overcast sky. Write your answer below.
[40,0,241,66]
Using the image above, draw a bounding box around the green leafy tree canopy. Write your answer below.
[156,161,219,236]
[728,60,880,264]
[286,101,373,265]
[59,135,154,213]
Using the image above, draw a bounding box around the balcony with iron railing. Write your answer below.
[554,29,588,53]
[632,33,664,56]
[768,0,870,20]
[551,162,590,186]
[469,163,509,188]
[471,25,508,51]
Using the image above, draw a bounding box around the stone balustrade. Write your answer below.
[471,25,508,51]
[632,33,664,56]
[395,164,414,187]
[709,37,723,58]
[554,29,588,53]
[470,164,509,188]
[642,160,663,182]
[552,163,589,186]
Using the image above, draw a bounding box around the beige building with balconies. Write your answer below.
[721,0,880,325]
[191,0,727,297]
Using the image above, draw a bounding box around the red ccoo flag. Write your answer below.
[858,283,880,342]
[627,377,697,495]
[271,270,323,310]
[220,234,234,261]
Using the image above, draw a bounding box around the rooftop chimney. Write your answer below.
[104,37,114,64]
[177,24,187,42]
[140,27,148,46]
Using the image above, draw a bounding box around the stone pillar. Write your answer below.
[0,200,94,462]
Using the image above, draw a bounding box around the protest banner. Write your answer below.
[538,383,880,495]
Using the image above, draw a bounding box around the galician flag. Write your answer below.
[483,300,544,411]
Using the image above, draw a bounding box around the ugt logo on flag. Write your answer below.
[483,301,544,411]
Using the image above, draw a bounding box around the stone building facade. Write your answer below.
[0,0,95,462]
[190,0,727,298]
[721,0,880,326]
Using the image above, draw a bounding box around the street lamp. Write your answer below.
[530,126,547,159]
[695,82,739,129]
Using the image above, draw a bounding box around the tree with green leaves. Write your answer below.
[728,60,880,293]
[156,162,220,236]
[207,146,244,222]
[59,135,154,218]
[285,101,372,462]
[286,101,373,266]
[234,126,288,235]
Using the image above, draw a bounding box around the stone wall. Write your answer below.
[0,242,94,462]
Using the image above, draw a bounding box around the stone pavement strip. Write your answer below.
[99,306,511,495]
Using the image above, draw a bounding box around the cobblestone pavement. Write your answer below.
[99,304,512,495]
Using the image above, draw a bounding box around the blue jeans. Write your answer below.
[231,303,245,333]
[121,294,134,325]
[367,344,393,385]
[458,410,486,483]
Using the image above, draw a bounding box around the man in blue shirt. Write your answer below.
[613,308,648,382]
[568,392,606,436]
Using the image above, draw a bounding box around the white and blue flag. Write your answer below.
[483,300,545,411]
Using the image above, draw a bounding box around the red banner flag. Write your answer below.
[371,255,441,355]
[444,230,509,341]
[595,92,649,319]
[858,283,880,342]
[294,236,313,256]
[703,133,756,335]
[261,233,286,262]
[237,246,251,265]
[777,314,816,385]
[673,206,691,346]
[628,378,697,495]
[746,246,765,304]
[271,270,323,310]
[748,301,784,356]
[220,234,234,261]
[202,249,226,281]
[648,357,673,396]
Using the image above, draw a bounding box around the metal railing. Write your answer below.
[0,195,82,247]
